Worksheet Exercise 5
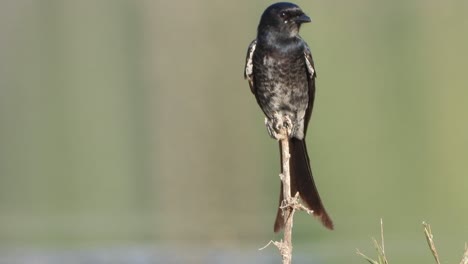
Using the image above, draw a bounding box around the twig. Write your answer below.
[261,118,312,263]
[273,127,294,264]
[423,221,441,264]
[259,240,275,251]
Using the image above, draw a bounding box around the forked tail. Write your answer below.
[274,138,333,232]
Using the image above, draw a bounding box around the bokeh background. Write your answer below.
[0,0,467,263]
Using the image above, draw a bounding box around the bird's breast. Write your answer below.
[254,52,309,113]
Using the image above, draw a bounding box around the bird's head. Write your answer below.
[258,2,311,39]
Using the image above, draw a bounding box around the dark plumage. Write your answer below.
[244,2,333,232]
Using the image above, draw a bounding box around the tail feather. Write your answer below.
[274,138,333,232]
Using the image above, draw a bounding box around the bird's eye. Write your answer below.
[280,12,287,18]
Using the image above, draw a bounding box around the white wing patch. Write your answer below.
[244,39,257,93]
[245,40,256,79]
[304,52,315,77]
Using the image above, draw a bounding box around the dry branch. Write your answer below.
[273,126,310,264]
[259,120,313,264]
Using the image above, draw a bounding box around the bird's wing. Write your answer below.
[244,39,257,94]
[303,43,317,135]
[304,44,316,79]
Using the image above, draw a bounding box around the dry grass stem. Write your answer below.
[460,243,468,264]
[423,221,441,264]
[356,219,388,264]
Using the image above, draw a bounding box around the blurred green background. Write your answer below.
[0,0,467,263]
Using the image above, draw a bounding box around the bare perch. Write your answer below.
[259,120,314,263]
[276,128,293,264]
[272,125,307,264]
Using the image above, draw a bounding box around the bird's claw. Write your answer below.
[265,114,293,140]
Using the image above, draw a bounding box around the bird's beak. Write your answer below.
[295,14,311,23]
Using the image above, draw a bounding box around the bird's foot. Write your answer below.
[265,114,293,140]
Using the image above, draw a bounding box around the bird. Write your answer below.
[244,2,333,232]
